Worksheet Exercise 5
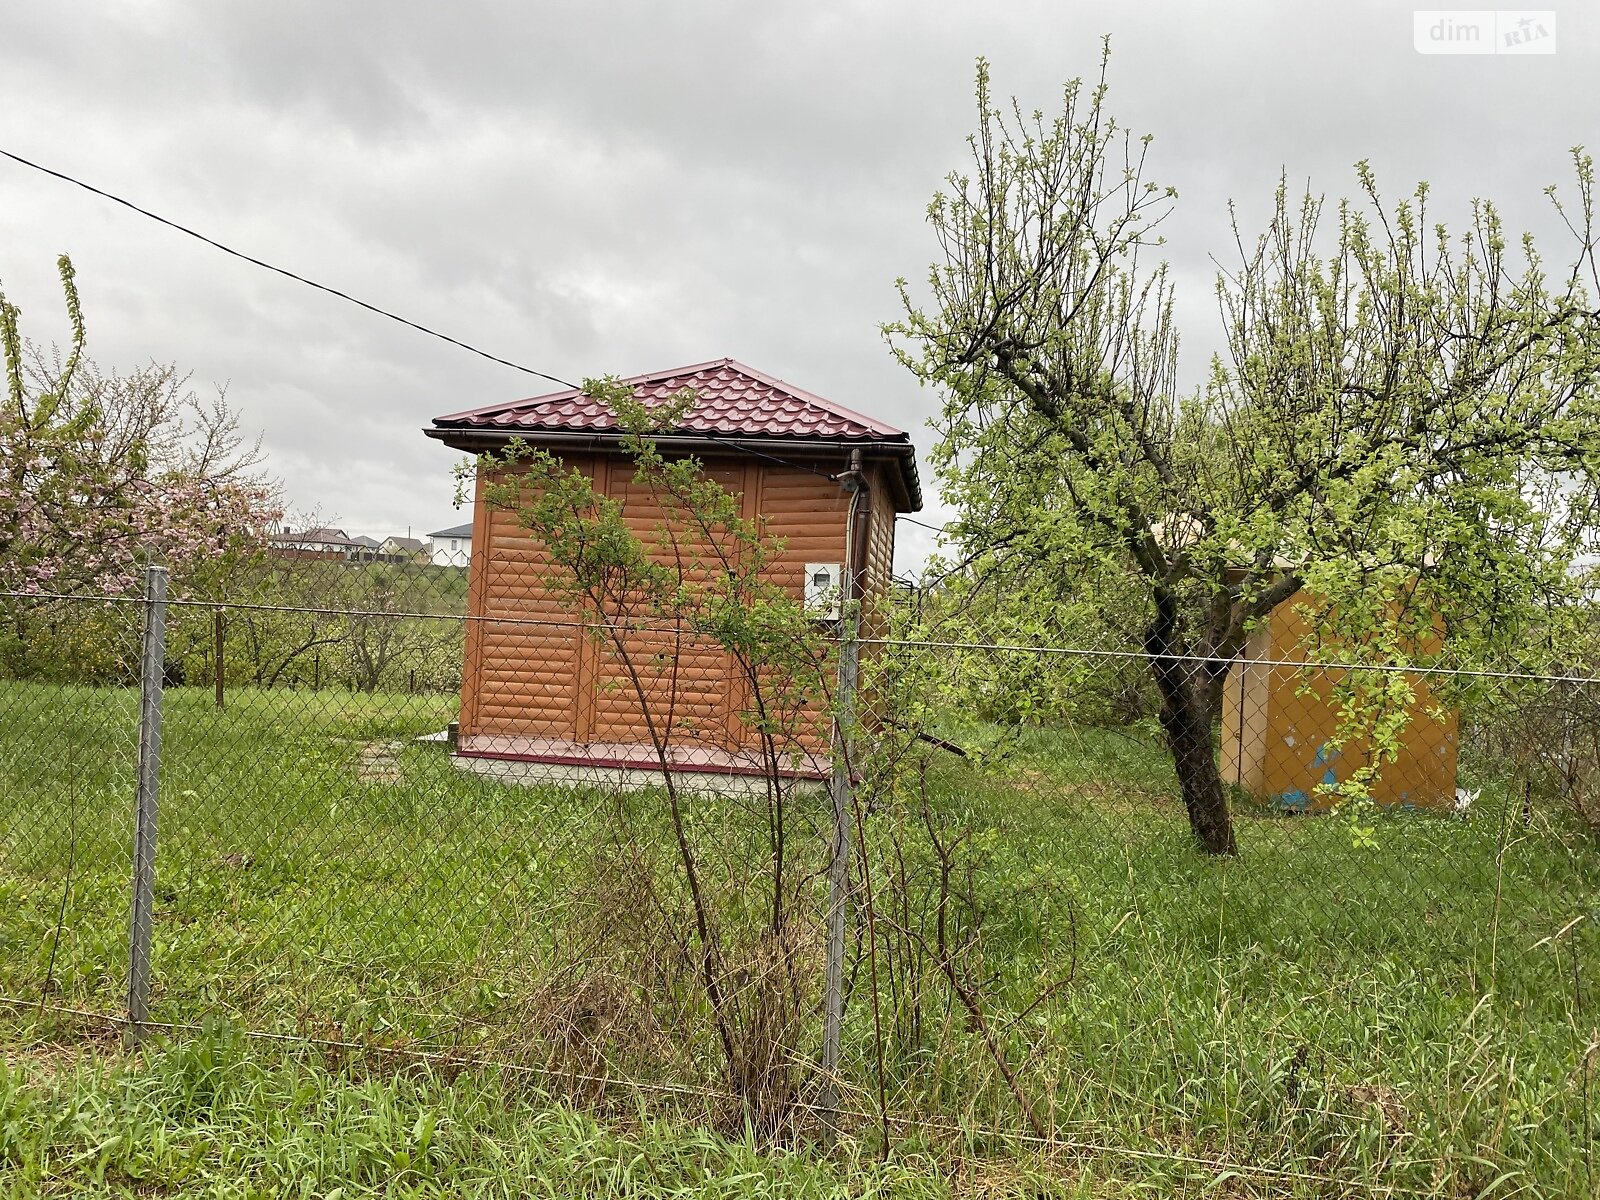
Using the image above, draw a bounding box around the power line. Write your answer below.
[0,148,858,486]
[686,433,839,481]
[0,148,577,389]
[897,513,949,533]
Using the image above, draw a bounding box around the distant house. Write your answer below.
[269,526,359,560]
[348,535,384,563]
[427,522,474,567]
[267,527,429,566]
[379,536,428,564]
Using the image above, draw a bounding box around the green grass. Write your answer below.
[0,1024,1464,1198]
[2,682,1598,1196]
[0,1027,990,1198]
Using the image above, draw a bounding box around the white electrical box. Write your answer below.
[804,562,843,620]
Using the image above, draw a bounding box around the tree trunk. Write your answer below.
[1152,663,1237,855]
[1146,598,1238,856]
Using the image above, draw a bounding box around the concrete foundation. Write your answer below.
[451,752,828,798]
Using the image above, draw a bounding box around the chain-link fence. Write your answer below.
[2,549,1598,1195]
[0,584,144,1030]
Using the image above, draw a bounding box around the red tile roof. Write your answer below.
[432,358,908,441]
[428,358,921,510]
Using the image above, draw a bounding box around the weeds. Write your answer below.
[1,684,1597,1194]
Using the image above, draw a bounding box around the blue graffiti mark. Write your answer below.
[1274,789,1311,813]
[1312,741,1342,789]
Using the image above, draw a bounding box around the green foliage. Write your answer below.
[888,47,1600,841]
[904,556,1156,729]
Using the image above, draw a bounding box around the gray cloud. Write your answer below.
[3,1,1593,571]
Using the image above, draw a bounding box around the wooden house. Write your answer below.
[424,359,921,791]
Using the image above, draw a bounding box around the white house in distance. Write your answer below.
[428,522,473,567]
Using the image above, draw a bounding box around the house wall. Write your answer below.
[1218,623,1276,797]
[1218,591,1460,811]
[459,450,873,772]
[459,457,593,744]
[860,462,897,639]
[580,456,753,749]
[430,537,471,567]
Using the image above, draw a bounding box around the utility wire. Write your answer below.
[678,431,838,481]
[0,148,868,486]
[0,148,576,386]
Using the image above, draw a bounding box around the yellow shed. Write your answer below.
[1219,591,1460,812]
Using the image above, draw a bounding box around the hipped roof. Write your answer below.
[425,358,921,511]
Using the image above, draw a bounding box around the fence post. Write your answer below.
[213,606,225,710]
[127,565,168,1049]
[820,595,861,1133]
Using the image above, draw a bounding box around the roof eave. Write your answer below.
[424,426,922,512]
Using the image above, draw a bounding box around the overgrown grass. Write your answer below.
[0,1026,1005,1198]
[873,722,1600,1195]
[2,682,1598,1196]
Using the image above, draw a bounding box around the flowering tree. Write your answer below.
[890,52,1600,855]
[1,256,281,669]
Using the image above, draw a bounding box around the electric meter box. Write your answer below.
[804,562,843,620]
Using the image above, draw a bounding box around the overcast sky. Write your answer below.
[1,2,1593,574]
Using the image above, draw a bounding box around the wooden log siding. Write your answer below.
[583,458,749,754]
[457,453,887,773]
[861,463,896,640]
[459,457,592,742]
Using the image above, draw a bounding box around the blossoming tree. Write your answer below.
[1,256,281,671]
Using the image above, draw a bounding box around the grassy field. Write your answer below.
[0,1027,982,1199]
[3,1023,1347,1199]
[2,681,1598,1196]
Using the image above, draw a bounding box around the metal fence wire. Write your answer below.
[0,581,144,1027]
[2,549,1598,1195]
